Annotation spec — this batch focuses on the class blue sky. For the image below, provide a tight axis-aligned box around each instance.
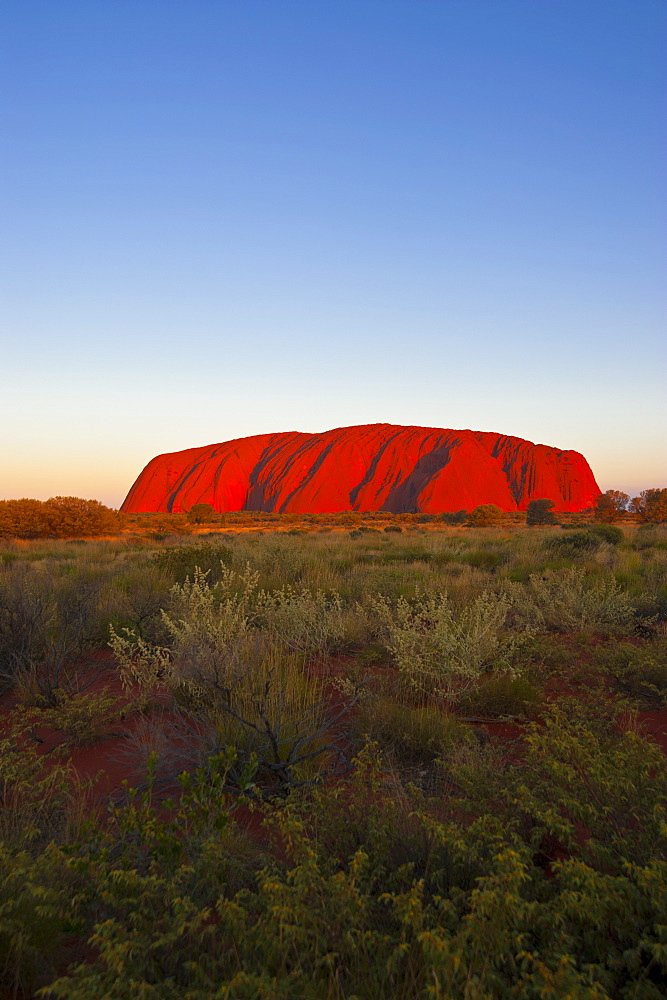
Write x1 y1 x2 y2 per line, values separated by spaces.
1 0 665 507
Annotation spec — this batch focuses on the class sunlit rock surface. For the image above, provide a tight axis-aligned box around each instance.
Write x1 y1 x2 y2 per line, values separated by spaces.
121 423 600 514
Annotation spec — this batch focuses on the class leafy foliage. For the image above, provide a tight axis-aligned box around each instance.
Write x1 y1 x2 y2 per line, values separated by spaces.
467 503 504 526
507 567 635 635
186 503 216 524
370 589 530 698
593 639 667 707
4 719 662 999
526 498 557 526
0 566 106 703
0 497 120 539
0 527 663 996
111 567 357 794
631 488 667 524
593 490 629 523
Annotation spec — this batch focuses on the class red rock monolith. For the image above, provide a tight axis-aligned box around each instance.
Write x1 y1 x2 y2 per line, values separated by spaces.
121 423 600 514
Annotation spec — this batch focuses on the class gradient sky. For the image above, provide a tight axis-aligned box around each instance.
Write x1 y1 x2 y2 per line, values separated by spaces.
1 0 665 508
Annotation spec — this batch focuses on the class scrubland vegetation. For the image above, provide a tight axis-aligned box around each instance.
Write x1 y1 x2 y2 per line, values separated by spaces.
0 518 666 997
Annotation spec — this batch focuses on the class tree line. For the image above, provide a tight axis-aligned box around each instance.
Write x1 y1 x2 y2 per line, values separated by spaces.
0 497 121 538
0 489 665 539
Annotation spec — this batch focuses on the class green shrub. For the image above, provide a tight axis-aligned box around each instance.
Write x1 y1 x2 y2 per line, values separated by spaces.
0 712 83 850
384 525 403 533
0 566 106 703
593 640 667 707
111 569 357 794
0 844 72 997
588 523 624 545
441 510 467 525
255 584 346 654
42 722 667 1000
0 698 663 999
43 688 124 745
153 542 233 584
467 504 503 527
508 567 635 635
544 530 602 556
352 695 474 764
462 548 505 570
371 590 530 699
516 635 573 673
186 503 215 524
457 672 542 718
526 498 558 526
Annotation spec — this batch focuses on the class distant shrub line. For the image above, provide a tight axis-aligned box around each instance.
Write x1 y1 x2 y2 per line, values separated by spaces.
1 485 665 541
0 497 121 539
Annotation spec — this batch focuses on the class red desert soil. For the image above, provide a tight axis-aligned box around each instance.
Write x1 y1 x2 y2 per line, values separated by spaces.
5 685 665 811
121 422 600 515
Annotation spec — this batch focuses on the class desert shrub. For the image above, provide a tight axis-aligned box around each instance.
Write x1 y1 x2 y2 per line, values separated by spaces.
37 750 262 998
592 489 629 523
588 523 624 545
0 497 120 539
593 640 667 707
467 504 503 527
0 712 84 850
544 530 602 556
384 525 402 533
631 488 667 524
111 568 357 793
110 564 172 642
497 704 667 872
462 547 506 570
0 566 106 703
526 498 557 526
0 843 72 998
441 509 467 525
457 672 542 719
124 649 338 795
351 695 474 765
370 590 530 699
110 565 257 696
255 585 346 655
153 542 234 584
186 503 215 524
43 688 124 745
42 724 667 1000
507 567 635 635
0 683 663 1000
516 635 573 673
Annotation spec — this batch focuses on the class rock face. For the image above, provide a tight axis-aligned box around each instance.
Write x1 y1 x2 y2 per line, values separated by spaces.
121 424 600 514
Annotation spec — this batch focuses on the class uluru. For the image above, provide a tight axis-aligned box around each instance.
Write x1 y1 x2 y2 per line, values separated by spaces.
121 424 600 515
